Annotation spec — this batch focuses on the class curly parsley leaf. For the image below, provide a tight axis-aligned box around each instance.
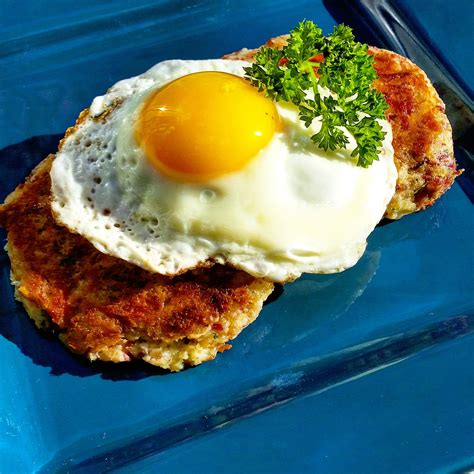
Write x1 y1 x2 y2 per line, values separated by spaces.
244 20 389 167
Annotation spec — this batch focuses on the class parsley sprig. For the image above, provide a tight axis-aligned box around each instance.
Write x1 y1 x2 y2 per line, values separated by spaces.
244 20 389 167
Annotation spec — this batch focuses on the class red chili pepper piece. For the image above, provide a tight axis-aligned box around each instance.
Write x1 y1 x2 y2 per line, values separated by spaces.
309 54 325 63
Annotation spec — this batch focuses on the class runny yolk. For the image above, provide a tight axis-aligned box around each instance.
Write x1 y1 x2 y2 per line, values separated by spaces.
134 71 280 182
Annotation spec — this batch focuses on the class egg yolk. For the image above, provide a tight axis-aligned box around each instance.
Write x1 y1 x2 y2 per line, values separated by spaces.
135 71 280 182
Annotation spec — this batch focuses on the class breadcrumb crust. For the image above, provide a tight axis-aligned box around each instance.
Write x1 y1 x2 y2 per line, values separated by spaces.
0 158 273 371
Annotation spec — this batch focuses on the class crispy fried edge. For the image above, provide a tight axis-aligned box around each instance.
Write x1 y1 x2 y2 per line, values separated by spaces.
1 158 274 371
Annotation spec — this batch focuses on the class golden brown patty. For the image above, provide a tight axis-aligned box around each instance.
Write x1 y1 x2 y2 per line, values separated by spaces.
0 157 273 371
224 37 460 219
0 36 460 372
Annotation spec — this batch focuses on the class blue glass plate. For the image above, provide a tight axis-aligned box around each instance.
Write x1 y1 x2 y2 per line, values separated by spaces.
1 1 473 472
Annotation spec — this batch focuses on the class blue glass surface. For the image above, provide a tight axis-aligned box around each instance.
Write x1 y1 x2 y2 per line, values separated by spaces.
397 0 474 97
1 1 473 472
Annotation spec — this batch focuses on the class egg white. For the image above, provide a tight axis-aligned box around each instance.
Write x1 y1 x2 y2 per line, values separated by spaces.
50 59 397 282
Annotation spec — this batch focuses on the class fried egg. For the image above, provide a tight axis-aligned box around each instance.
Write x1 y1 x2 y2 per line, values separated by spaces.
50 59 396 282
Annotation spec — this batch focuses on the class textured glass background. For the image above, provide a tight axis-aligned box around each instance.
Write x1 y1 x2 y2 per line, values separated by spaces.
0 1 473 472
